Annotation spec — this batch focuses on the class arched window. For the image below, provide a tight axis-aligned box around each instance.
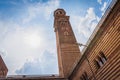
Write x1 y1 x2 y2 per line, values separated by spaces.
80 77 83 80
84 72 89 80
98 56 104 65
59 11 62 14
94 59 100 69
100 51 107 63
80 72 89 80
94 51 107 69
64 31 69 36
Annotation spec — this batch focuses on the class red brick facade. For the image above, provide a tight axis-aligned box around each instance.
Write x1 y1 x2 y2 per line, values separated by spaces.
0 55 8 77
69 0 120 80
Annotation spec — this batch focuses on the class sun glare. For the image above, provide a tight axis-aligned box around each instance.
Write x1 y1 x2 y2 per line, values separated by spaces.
24 33 41 48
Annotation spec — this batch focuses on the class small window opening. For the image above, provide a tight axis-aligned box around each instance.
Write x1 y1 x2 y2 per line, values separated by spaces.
80 72 89 80
94 51 107 69
100 51 107 62
94 59 100 69
59 11 62 14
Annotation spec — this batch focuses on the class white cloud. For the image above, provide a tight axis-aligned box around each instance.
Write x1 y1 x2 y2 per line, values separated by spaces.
0 49 7 58
70 7 100 48
16 51 58 75
22 0 59 24
101 2 107 11
0 0 60 75
0 21 58 75
100 2 107 15
97 0 102 4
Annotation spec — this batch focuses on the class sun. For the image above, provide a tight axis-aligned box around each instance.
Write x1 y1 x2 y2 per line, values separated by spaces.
24 33 41 48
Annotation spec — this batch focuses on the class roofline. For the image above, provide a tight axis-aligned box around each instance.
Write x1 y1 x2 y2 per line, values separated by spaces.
0 55 8 71
1 75 67 80
68 0 119 79
81 0 118 54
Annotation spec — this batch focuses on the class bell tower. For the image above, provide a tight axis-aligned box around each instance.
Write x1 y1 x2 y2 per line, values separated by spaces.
54 9 81 77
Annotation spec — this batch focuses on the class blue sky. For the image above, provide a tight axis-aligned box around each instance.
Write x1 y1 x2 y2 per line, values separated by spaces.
0 0 112 75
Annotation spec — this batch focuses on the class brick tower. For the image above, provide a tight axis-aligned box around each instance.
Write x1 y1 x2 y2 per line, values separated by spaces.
54 9 81 77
